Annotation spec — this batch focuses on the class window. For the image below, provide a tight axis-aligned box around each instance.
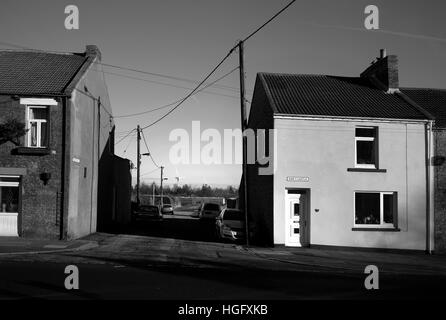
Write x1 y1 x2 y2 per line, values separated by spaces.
223 210 243 221
354 192 397 228
27 106 49 148
355 127 377 168
0 177 20 214
203 203 220 211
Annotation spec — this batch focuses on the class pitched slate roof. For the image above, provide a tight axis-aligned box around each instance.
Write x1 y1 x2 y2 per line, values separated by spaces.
0 51 87 95
257 73 427 121
401 88 446 128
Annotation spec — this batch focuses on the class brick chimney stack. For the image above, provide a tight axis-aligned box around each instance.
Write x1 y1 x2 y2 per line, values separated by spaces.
85 45 102 61
360 49 399 92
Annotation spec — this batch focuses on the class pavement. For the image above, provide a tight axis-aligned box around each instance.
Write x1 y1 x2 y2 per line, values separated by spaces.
2 213 446 276
1 214 446 299
244 246 446 276
0 237 98 256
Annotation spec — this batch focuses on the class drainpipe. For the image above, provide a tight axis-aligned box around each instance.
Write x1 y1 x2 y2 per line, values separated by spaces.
60 96 68 240
426 120 435 253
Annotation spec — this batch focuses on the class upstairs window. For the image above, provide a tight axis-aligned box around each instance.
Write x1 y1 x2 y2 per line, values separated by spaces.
355 127 377 168
27 106 49 148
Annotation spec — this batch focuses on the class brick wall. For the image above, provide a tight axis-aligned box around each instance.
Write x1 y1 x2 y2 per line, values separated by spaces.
435 129 446 252
0 95 64 239
360 54 399 90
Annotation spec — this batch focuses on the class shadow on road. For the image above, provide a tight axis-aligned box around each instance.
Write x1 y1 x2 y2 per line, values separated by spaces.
106 214 222 243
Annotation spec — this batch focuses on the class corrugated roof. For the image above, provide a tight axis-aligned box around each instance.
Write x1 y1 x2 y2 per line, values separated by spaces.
0 51 87 95
402 88 446 128
258 73 427 121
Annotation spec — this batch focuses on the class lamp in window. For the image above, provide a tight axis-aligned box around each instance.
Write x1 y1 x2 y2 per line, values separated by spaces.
40 172 51 185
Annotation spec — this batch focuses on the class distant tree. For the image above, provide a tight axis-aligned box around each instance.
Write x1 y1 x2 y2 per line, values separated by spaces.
0 118 27 146
135 181 238 198
197 184 211 197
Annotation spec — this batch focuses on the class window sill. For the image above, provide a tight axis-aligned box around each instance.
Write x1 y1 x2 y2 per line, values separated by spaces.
352 227 400 232
347 168 387 173
12 147 51 156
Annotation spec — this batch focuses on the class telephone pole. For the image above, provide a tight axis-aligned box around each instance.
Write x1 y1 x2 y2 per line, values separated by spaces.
136 125 141 206
160 166 165 206
238 40 249 246
152 182 156 206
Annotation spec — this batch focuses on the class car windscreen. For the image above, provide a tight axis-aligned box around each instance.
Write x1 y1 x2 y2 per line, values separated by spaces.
203 203 220 211
223 210 243 221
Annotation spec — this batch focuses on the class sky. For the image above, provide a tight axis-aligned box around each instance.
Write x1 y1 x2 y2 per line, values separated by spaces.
1 0 445 187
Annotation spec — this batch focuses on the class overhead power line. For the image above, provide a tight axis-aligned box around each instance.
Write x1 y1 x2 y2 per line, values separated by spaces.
98 62 241 93
96 68 242 100
123 133 136 154
140 47 236 131
1 0 298 133
141 130 160 168
242 0 297 43
138 0 297 131
114 67 239 119
115 128 136 145
140 167 161 177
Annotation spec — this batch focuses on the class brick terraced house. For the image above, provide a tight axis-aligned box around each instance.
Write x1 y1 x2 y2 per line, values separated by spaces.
245 50 445 252
0 46 131 240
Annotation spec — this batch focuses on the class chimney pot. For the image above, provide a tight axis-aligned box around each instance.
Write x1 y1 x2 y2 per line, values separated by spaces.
380 49 387 59
85 45 102 61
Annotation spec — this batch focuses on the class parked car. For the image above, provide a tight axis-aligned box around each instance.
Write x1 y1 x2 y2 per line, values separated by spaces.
198 202 222 220
161 204 174 215
215 209 245 241
191 206 200 218
133 205 163 221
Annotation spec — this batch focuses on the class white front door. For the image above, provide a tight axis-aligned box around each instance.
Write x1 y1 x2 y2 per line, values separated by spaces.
285 193 301 246
0 176 20 237
285 190 309 247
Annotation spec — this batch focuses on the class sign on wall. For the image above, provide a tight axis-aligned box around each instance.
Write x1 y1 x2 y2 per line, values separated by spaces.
286 176 309 183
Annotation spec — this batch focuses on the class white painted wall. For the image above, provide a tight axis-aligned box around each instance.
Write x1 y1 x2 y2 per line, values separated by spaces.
273 117 427 250
67 57 113 239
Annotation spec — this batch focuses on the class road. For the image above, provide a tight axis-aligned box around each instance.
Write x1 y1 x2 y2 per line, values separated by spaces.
1 213 446 300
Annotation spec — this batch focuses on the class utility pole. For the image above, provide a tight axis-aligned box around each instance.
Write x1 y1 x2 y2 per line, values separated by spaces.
152 182 155 206
136 125 141 206
238 40 249 246
160 166 165 206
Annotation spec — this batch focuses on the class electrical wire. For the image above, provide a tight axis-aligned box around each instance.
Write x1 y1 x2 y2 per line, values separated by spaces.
141 167 161 177
96 68 242 99
73 88 114 118
97 62 241 93
140 48 236 131
141 130 160 168
242 0 297 43
2 0 298 133
123 133 136 154
114 67 239 118
137 0 297 131
115 128 136 145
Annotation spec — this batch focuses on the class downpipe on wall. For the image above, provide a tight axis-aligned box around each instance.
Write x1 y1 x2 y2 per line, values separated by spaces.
426 120 435 254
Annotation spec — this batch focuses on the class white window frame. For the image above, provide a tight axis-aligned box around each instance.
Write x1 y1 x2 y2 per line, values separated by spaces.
0 176 20 214
353 191 396 228
355 126 377 169
26 105 49 148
